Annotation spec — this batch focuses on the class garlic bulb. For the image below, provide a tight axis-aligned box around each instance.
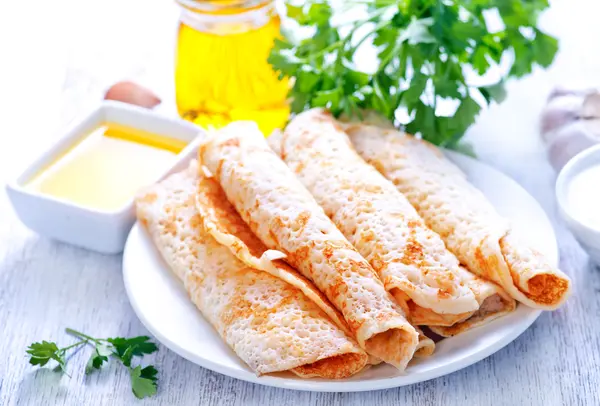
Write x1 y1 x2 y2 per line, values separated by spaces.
541 88 600 171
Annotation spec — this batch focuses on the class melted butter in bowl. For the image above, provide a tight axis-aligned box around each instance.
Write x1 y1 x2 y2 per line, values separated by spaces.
6 101 202 253
26 124 186 212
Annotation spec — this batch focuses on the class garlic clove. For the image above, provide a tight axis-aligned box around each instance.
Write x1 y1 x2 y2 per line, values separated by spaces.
104 81 161 109
540 93 584 142
547 121 599 171
581 92 600 119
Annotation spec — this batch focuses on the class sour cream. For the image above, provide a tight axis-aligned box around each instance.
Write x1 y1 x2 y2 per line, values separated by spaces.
567 164 600 229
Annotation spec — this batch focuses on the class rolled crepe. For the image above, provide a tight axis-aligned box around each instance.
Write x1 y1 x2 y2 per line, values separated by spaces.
199 122 419 370
346 123 571 309
136 162 368 378
276 109 514 336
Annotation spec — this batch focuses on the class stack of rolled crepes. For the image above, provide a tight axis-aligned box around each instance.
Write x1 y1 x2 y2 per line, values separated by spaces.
272 109 516 336
343 119 572 309
136 107 570 379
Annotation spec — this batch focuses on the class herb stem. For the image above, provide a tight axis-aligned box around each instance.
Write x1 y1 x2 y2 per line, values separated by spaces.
65 328 101 344
61 339 89 352
301 39 344 61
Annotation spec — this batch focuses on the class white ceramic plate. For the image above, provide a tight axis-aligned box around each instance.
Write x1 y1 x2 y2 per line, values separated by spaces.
123 151 557 392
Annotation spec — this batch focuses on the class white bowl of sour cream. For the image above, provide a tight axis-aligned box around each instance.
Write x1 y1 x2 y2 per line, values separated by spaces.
556 144 600 264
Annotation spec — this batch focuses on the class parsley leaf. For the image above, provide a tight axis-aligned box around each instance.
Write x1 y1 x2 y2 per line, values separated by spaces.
107 336 158 358
479 81 507 104
85 343 112 374
26 341 66 371
130 366 158 399
533 30 558 67
120 345 136 367
400 17 436 45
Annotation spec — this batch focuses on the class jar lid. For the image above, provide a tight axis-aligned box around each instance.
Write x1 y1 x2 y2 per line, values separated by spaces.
176 0 271 13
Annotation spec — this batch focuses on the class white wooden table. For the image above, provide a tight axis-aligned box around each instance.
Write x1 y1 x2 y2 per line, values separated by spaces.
1 0 600 404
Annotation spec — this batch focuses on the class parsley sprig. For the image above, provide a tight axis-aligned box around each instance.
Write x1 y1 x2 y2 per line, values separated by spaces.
26 328 158 399
269 0 558 146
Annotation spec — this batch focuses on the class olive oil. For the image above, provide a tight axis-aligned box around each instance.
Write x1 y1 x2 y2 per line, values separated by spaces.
175 1 289 136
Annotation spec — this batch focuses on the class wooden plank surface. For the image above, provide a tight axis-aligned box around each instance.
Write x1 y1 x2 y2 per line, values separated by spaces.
1 0 599 404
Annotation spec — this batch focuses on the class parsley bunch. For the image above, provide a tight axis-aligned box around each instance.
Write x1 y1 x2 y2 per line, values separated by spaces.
26 328 158 399
269 0 558 146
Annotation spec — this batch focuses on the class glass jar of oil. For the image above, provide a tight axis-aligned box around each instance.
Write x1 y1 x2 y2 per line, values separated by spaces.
175 0 289 136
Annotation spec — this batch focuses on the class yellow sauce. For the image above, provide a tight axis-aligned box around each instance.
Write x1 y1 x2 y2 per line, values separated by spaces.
174 1 289 136
27 124 186 211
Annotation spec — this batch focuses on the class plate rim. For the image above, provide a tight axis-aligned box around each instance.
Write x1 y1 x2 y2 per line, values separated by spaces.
123 151 552 392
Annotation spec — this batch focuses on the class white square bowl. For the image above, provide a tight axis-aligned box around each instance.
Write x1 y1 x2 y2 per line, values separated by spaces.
6 101 202 254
